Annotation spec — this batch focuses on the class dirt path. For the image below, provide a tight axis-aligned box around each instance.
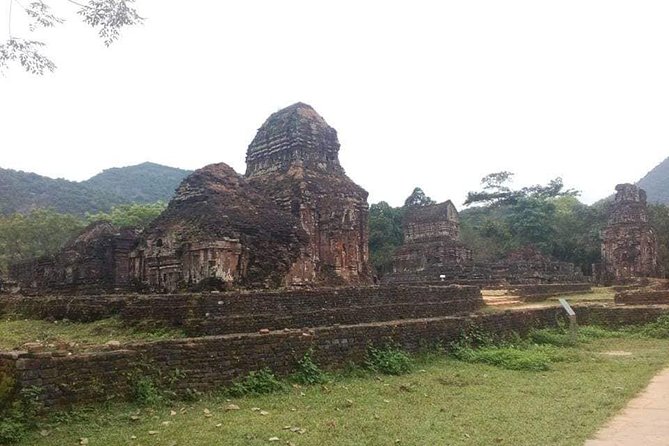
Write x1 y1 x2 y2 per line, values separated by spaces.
585 367 669 445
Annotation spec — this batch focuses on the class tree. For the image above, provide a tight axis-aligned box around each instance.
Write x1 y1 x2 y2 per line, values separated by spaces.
0 209 85 275
1 0 144 74
368 201 404 277
403 187 436 208
86 201 165 228
464 171 578 207
460 172 600 270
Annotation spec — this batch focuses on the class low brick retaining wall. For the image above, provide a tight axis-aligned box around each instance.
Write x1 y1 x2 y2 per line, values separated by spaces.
615 290 669 305
1 304 667 409
0 286 483 336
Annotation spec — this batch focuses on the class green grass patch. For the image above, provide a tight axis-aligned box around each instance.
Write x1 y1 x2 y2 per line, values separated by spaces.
452 345 559 371
0 317 185 351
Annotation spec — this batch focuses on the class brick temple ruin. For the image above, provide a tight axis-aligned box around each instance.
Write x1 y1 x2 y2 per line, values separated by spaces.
384 200 585 286
10 103 371 293
597 183 659 283
385 201 473 283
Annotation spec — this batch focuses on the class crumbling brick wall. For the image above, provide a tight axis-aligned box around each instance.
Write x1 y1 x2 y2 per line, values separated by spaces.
1 305 666 408
0 286 483 336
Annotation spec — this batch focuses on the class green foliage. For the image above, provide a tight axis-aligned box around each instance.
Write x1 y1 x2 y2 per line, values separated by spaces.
368 201 404 277
228 368 286 397
365 345 414 375
131 375 163 405
529 328 578 347
636 315 669 339
0 383 41 445
403 187 436 208
293 350 329 385
86 202 166 229
0 209 85 275
464 171 578 207
459 173 608 272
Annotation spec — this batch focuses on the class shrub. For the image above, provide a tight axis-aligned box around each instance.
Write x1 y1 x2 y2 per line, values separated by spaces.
293 350 329 385
131 375 162 405
228 368 285 397
366 345 413 375
0 382 42 445
450 324 495 352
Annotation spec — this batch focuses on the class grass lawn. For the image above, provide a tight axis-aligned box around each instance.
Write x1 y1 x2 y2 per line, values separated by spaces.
0 317 185 351
17 333 669 446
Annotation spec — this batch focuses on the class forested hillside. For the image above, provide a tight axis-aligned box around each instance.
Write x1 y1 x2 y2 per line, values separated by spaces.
0 168 121 215
0 163 189 216
82 162 190 204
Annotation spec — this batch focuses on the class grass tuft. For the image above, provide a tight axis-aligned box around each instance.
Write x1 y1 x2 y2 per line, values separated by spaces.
365 345 414 375
228 368 285 397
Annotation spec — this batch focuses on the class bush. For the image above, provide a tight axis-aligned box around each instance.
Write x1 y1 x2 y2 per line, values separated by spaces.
131 375 163 405
0 382 42 445
293 350 329 385
450 324 495 352
366 345 413 375
228 368 285 397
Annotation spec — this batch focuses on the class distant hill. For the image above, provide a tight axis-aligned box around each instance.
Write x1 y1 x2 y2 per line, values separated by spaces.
637 157 669 205
0 163 191 216
82 162 191 204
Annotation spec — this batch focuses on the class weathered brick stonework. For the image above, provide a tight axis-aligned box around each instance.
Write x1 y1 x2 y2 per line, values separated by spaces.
386 246 585 286
1 305 666 408
128 163 307 291
0 286 483 336
10 103 370 293
246 103 371 286
599 184 658 283
10 222 138 294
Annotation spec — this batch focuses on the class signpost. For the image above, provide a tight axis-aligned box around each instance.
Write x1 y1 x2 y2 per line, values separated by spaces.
559 298 578 342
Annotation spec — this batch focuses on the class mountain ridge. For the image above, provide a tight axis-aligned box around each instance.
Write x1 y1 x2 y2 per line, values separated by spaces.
0 162 191 215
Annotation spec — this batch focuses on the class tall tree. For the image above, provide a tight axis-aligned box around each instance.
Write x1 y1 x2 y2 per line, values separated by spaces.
403 187 436 208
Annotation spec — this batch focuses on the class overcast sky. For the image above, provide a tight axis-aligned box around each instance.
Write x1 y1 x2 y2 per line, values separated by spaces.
1 1 668 207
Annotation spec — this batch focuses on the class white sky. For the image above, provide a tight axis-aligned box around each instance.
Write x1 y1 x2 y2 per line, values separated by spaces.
1 1 668 207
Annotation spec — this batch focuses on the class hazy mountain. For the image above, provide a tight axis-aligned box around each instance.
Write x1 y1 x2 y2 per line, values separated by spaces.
637 157 669 205
82 162 191 204
0 163 191 216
